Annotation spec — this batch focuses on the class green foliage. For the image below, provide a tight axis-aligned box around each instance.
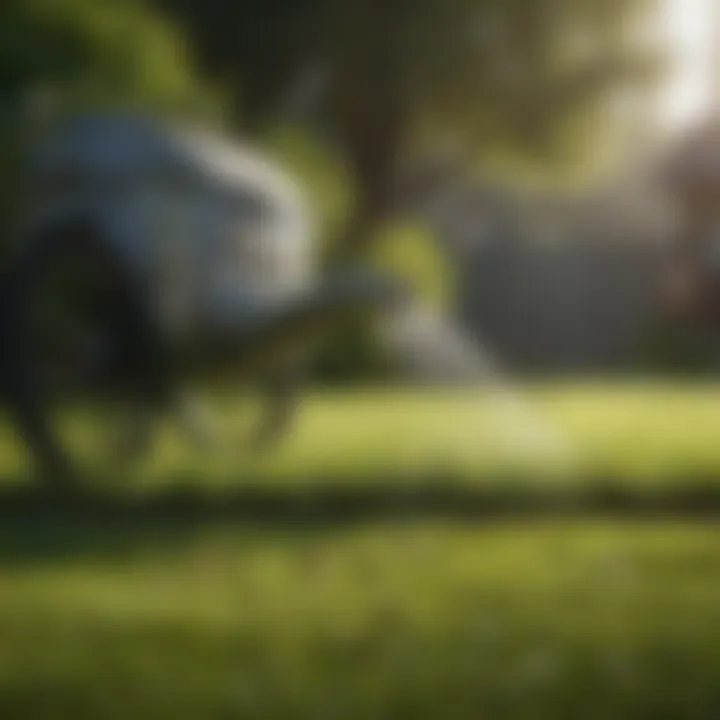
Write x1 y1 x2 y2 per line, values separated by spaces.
263 125 355 249
315 221 453 382
163 0 664 256
0 0 221 252
370 221 453 309
0 0 219 117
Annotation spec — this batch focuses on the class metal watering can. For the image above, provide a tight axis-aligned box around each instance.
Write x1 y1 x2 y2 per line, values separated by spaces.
0 112 404 484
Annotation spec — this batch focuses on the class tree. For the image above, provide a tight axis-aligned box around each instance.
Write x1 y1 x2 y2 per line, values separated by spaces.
164 0 663 258
324 0 663 256
160 0 319 129
0 0 216 115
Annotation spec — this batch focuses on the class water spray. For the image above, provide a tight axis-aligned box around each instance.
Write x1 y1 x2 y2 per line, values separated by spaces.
379 298 578 465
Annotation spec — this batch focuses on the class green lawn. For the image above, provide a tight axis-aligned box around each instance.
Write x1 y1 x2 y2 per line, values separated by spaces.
0 520 719 719
4 383 720 488
1 386 720 717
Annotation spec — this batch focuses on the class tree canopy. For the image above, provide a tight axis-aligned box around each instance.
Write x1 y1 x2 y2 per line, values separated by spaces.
163 0 663 253
0 0 665 256
1 0 218 119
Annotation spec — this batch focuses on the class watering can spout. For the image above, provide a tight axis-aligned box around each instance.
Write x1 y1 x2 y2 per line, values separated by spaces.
186 268 410 375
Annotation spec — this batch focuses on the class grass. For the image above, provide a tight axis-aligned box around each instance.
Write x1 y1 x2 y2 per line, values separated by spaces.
1 385 720 717
4 382 720 489
0 520 719 718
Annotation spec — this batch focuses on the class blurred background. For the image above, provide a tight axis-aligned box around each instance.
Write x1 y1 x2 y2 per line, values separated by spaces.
2 0 720 378
3 0 720 718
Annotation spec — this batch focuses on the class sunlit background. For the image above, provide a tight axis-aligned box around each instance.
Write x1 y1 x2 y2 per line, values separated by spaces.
662 0 716 131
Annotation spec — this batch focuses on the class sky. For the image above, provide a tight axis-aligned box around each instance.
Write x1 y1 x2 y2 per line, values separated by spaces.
661 0 716 130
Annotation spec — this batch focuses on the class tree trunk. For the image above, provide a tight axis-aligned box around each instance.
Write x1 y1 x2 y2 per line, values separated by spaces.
332 161 397 264
327 0 409 265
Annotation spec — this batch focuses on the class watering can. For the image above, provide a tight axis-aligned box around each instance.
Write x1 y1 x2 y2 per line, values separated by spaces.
0 112 405 484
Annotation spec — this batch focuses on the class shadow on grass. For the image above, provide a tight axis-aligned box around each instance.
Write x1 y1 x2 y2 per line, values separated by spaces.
0 473 720 568
3 473 720 523
2 471 720 517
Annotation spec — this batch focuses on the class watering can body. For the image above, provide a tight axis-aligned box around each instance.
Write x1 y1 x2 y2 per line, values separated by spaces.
1 113 403 482
24 113 402 371
27 114 314 344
